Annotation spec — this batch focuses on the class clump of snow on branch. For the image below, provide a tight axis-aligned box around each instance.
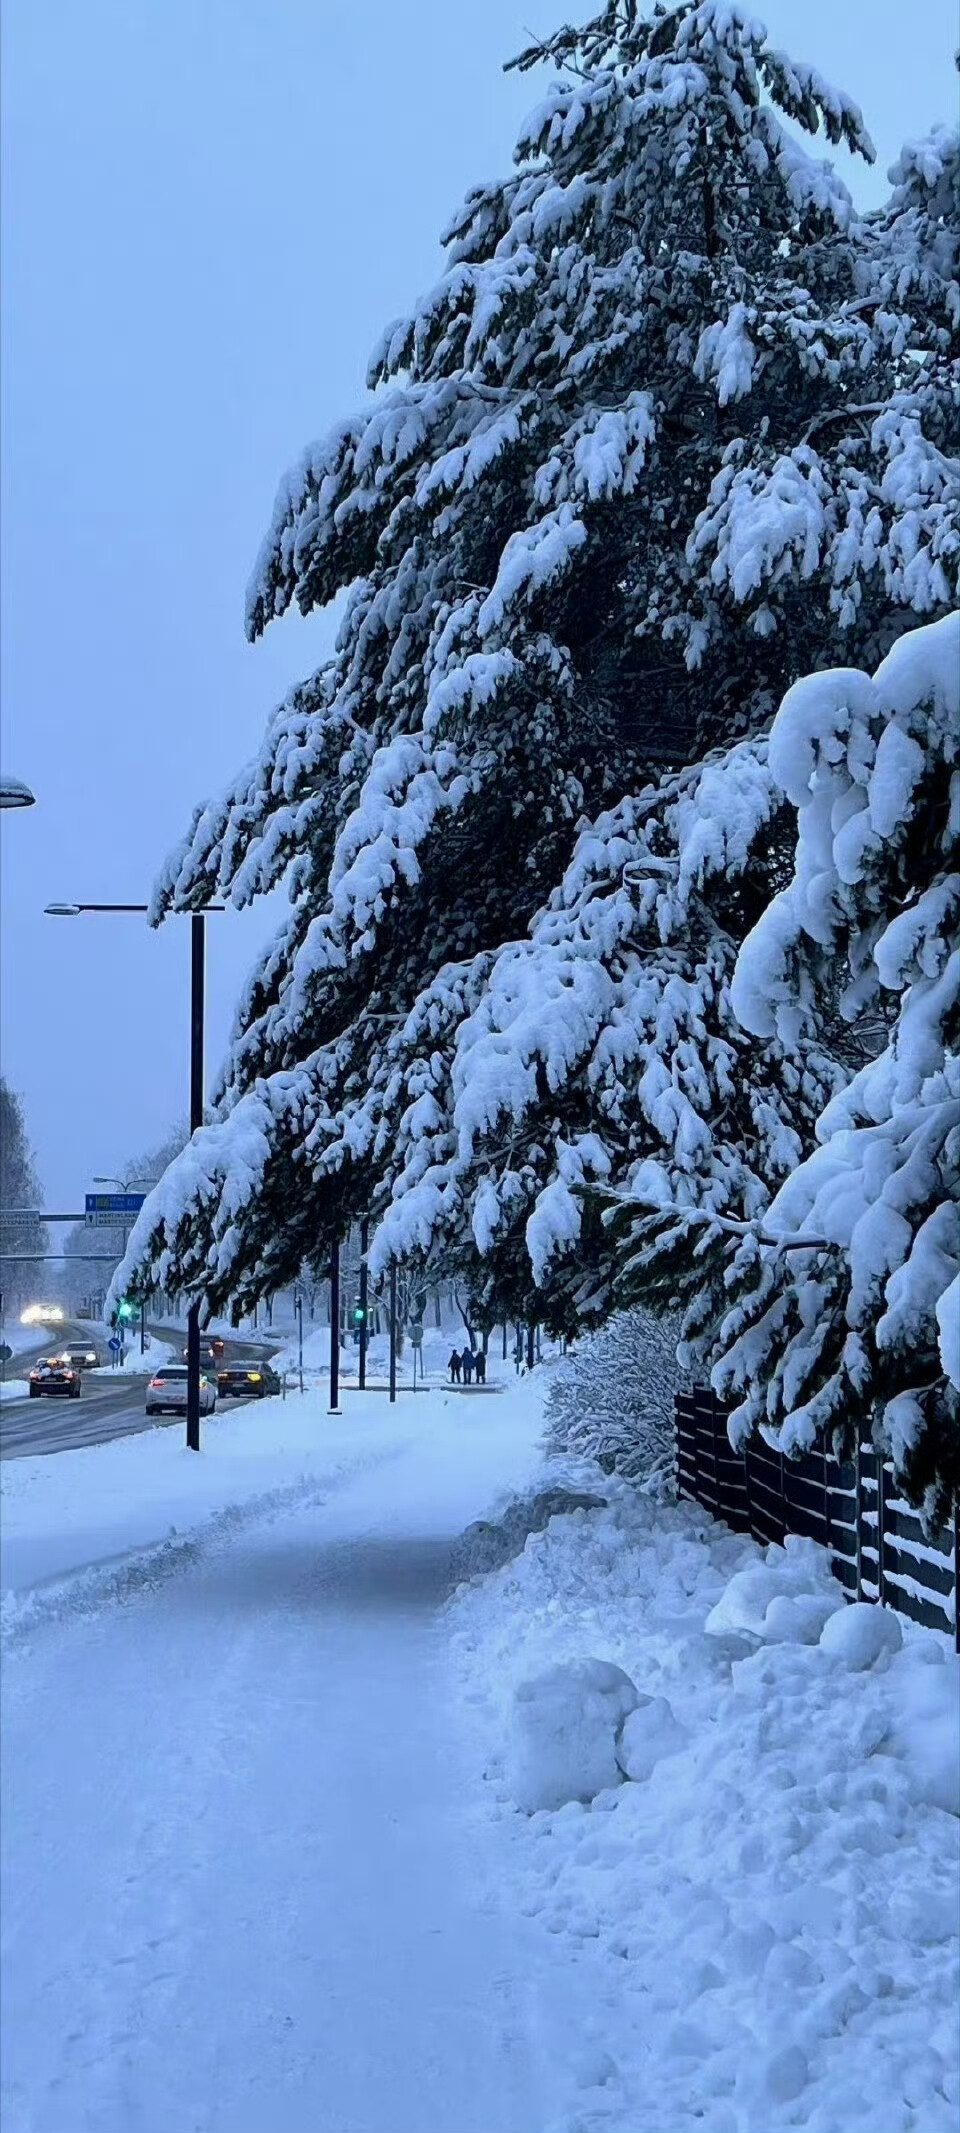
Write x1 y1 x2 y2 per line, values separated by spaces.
714 614 959 1513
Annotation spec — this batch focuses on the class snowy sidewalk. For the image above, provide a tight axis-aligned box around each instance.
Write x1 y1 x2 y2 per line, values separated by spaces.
3 1377 958 2133
1 1386 570 2133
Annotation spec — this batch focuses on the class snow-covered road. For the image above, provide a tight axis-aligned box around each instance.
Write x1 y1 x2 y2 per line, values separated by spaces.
1 1399 564 2133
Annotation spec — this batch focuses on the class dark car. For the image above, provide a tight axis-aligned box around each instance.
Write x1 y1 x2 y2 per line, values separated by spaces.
217 1363 282 1400
28 1358 82 1400
63 1342 101 1371
181 1337 225 1365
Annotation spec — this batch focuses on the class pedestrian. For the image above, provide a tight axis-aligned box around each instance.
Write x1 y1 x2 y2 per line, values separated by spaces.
474 1347 486 1384
448 1349 462 1385
461 1347 474 1385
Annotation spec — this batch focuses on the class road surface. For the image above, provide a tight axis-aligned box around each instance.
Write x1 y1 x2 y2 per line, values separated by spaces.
1 1405 565 2133
0 1331 279 1461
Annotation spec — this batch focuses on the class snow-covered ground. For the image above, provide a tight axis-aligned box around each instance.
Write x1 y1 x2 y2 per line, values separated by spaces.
452 1472 959 2133
269 1322 519 1386
87 1330 177 1376
2 1374 956 2133
1 1323 58 1356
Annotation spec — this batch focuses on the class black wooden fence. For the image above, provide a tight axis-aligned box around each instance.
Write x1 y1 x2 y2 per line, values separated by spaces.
676 1386 959 1650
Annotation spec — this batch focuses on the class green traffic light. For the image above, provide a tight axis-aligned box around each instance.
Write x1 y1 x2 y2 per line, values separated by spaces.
352 1306 365 1324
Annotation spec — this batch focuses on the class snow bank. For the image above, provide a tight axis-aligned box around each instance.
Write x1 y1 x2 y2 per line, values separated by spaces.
451 1461 960 2133
88 1332 176 1377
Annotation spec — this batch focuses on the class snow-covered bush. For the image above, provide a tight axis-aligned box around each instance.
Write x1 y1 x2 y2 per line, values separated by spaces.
115 2 956 1329
544 1308 683 1481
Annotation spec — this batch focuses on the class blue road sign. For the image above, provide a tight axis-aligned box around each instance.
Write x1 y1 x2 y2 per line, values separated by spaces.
108 1335 124 1354
85 1192 146 1229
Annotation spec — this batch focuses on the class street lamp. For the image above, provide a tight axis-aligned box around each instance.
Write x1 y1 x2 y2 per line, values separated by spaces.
44 900 224 1448
0 776 36 809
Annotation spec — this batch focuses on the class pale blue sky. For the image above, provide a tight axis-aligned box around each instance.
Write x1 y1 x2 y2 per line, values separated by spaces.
1 0 954 1209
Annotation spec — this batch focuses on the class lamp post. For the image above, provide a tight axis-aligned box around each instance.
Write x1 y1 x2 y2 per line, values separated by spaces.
328 1242 342 1414
45 902 223 1448
294 1288 304 1394
0 777 36 809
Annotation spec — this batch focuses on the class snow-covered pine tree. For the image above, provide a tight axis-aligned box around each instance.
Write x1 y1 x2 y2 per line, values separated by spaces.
707 613 959 1516
369 729 840 1339
0 1080 48 1316
119 2 956 1322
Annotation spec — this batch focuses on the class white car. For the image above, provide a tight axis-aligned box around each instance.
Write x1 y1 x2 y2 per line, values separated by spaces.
145 1365 217 1417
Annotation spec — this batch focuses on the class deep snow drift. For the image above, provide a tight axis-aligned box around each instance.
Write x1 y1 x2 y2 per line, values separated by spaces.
2 1372 957 2133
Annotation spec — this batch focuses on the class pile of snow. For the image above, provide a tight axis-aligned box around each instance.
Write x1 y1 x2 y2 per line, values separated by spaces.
456 1486 608 1578
704 1533 843 1644
508 1656 641 1813
89 1332 176 1377
451 1468 959 2132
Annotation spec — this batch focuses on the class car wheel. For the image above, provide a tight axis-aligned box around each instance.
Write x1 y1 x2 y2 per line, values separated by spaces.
71 1387 81 1399
29 1386 40 1398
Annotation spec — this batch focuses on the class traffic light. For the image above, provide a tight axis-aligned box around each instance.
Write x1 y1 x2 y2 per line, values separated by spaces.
352 1305 366 1326
113 1299 135 1325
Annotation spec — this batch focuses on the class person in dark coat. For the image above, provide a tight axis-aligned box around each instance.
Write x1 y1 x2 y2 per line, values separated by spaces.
461 1347 474 1385
448 1349 462 1384
474 1347 486 1384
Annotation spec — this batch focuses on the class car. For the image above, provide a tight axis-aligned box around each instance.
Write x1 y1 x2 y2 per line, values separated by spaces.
20 1303 66 1327
145 1366 217 1417
180 1337 225 1365
216 1363 282 1399
28 1358 82 1400
62 1342 101 1371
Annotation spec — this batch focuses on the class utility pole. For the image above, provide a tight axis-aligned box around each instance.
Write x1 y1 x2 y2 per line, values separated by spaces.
358 1221 368 1391
389 1262 397 1404
329 1241 341 1414
186 914 205 1452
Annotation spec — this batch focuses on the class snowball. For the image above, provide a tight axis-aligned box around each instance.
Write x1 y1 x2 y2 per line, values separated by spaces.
760 1591 840 1644
506 1657 640 1813
819 1601 904 1669
761 2044 810 2105
616 1695 689 1782
884 1651 960 1816
704 1536 840 1640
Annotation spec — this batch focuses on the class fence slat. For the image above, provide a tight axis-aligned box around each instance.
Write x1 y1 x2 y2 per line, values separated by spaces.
674 1389 957 1651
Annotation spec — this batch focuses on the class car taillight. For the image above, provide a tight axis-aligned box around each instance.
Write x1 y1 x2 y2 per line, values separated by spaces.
149 1377 163 1389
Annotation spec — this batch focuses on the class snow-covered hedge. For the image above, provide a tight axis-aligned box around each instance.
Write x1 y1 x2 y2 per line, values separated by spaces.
544 1308 682 1481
